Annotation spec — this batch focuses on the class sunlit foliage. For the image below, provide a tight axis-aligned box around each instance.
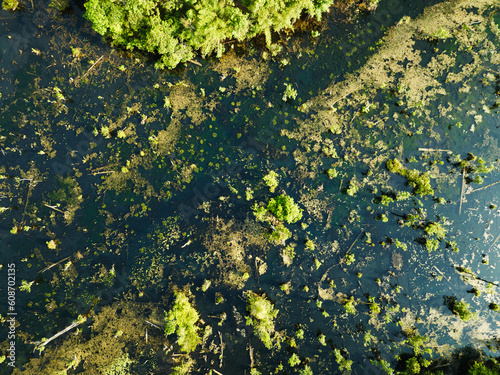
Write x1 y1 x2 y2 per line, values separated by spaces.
165 291 202 353
84 0 335 69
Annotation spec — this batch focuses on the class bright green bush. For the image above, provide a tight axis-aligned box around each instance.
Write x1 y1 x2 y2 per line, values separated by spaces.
245 291 279 349
165 291 202 353
84 0 335 69
452 299 476 321
268 223 292 244
386 159 434 197
267 194 303 224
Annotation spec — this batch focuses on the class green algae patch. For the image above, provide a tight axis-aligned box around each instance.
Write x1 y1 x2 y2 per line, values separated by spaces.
387 159 434 197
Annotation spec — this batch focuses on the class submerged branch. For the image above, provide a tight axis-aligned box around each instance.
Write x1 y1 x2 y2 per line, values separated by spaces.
459 167 465 215
470 180 500 194
418 148 452 153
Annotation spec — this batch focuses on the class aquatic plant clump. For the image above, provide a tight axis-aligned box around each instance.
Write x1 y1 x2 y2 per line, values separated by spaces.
267 195 303 224
263 171 279 193
83 0 336 69
451 299 476 322
165 291 202 353
386 159 434 197
245 291 280 349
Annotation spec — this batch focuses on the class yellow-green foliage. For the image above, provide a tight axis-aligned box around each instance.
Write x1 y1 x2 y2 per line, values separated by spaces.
268 223 292 244
263 171 279 192
386 159 434 197
2 0 18 11
84 0 335 69
165 291 202 353
246 292 279 349
452 299 475 322
267 194 303 224
333 349 353 372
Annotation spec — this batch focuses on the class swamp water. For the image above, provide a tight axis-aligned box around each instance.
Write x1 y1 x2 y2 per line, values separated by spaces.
0 0 500 374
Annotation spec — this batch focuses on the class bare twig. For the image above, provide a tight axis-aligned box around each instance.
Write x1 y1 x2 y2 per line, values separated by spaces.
36 318 85 347
346 231 363 255
188 59 202 67
432 266 459 292
218 331 224 369
44 204 65 214
80 55 104 81
248 344 254 368
38 256 71 273
89 171 115 176
145 320 162 329
489 232 500 251
470 180 500 194
21 182 35 225
255 258 260 284
418 148 452 153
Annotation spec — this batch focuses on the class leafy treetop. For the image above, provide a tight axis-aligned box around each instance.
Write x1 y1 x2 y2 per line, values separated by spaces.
267 194 303 224
165 290 202 353
84 0 335 69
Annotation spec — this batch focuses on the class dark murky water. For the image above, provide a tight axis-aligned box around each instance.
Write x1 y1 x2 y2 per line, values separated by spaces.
1 1 500 374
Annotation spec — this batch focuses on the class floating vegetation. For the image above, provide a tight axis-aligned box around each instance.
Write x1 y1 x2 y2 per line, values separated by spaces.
387 159 434 197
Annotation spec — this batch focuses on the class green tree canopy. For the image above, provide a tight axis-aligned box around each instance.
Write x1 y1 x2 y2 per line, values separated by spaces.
267 194 303 223
165 291 202 353
84 0 335 69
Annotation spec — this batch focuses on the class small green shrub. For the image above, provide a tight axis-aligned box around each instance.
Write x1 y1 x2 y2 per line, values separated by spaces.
342 296 357 315
326 168 338 179
452 300 475 321
2 0 19 11
288 353 300 367
298 365 313 375
344 253 355 265
425 238 439 252
333 348 353 371
267 195 303 224
386 159 434 196
252 204 269 222
246 292 279 349
268 223 291 244
263 171 279 192
165 291 202 353
282 83 298 102
425 222 447 239
305 239 315 251
468 361 498 375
